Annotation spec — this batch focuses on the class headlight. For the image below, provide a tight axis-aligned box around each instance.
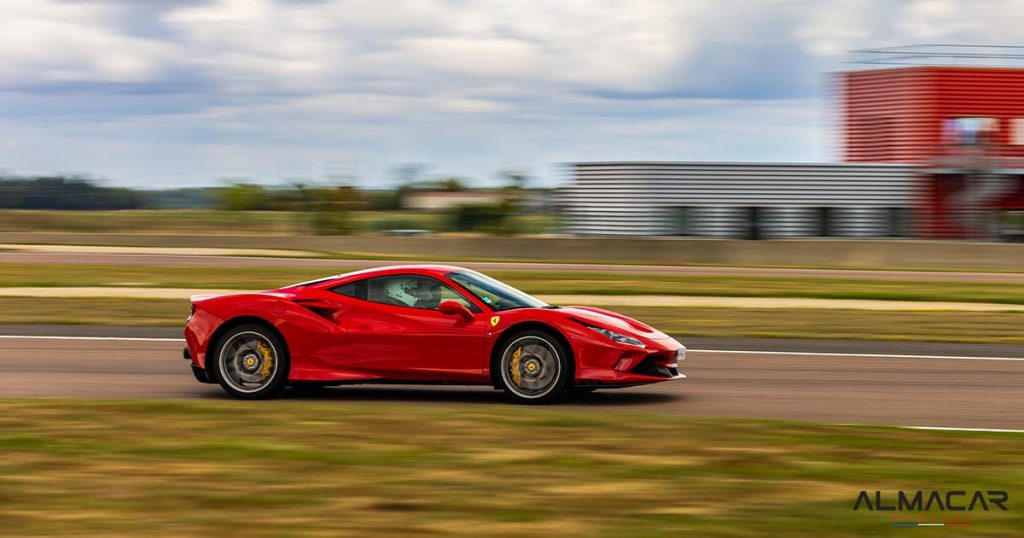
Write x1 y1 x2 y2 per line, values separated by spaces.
588 326 644 347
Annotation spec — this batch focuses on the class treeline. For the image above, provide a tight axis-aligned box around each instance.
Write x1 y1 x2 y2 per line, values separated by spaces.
0 176 219 210
0 176 399 212
0 177 146 210
216 183 400 212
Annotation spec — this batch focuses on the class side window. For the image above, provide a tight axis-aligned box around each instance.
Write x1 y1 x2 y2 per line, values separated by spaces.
437 285 479 311
366 275 478 311
329 279 367 300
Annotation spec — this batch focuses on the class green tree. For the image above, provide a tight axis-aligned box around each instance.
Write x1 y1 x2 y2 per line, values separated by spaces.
502 170 528 190
217 183 270 211
437 177 466 191
308 186 356 235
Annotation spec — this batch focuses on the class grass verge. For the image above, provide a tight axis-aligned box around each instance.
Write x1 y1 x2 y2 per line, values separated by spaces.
0 210 553 235
3 264 1024 304
2 297 1023 343
0 297 187 326
1 399 1021 537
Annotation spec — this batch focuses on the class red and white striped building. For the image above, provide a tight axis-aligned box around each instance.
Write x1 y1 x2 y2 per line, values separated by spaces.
841 63 1024 238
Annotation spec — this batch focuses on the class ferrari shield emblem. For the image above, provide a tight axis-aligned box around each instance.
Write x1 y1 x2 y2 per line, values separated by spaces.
490 316 500 327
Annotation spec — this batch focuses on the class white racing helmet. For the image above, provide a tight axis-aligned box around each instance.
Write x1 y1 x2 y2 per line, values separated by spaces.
384 278 420 307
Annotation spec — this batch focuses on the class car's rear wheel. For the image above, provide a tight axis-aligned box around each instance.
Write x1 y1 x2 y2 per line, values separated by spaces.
213 324 289 400
496 330 571 404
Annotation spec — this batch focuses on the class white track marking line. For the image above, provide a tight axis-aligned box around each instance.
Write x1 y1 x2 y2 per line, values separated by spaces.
0 336 1020 361
906 425 1024 434
0 335 184 342
689 349 1024 361
834 423 1024 434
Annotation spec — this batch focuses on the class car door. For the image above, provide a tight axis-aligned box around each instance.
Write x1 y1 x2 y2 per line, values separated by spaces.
342 274 489 382
282 285 362 373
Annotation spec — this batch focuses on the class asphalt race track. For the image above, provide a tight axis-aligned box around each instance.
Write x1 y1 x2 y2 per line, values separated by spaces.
2 329 1022 430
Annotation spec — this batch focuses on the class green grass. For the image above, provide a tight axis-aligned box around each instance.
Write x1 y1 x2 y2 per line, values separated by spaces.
0 399 1020 537
3 264 1024 305
0 209 554 235
0 209 309 234
3 296 1023 343
0 298 187 326
0 263 332 289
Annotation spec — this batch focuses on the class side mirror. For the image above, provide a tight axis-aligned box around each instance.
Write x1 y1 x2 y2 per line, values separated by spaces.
439 300 474 322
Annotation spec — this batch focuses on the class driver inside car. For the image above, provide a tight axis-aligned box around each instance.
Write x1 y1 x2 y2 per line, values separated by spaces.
383 278 444 309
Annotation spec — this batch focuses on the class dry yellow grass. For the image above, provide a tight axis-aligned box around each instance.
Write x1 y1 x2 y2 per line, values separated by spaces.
1 399 1022 536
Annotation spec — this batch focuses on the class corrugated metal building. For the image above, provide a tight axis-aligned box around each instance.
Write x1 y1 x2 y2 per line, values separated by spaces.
560 162 914 237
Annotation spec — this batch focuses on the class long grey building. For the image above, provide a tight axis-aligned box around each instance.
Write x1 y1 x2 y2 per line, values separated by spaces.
559 162 915 237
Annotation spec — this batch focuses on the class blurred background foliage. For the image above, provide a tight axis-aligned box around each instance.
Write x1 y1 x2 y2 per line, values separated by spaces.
0 175 555 236
0 176 145 210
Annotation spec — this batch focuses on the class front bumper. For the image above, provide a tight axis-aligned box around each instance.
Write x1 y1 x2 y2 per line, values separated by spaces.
576 372 686 388
576 337 686 386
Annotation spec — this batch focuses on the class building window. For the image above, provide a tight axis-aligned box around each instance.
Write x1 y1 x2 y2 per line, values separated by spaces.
1012 118 1024 146
884 207 909 237
814 207 835 237
743 207 763 240
1000 210 1024 241
672 207 697 236
943 117 997 146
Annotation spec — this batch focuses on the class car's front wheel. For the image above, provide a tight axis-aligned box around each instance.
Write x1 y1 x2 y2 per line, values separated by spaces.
212 324 289 400
496 330 572 404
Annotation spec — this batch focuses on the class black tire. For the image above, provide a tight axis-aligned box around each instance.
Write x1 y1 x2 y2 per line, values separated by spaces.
495 329 572 404
211 324 289 400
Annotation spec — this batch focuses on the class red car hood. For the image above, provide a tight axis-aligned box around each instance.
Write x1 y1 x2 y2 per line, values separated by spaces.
553 306 672 341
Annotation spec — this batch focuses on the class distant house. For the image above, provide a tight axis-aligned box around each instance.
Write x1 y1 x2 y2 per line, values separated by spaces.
401 190 505 211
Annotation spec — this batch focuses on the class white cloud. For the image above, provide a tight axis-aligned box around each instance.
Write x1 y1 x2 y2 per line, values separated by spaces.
164 0 342 91
898 0 1024 42
3 0 1024 186
0 0 176 85
158 0 704 94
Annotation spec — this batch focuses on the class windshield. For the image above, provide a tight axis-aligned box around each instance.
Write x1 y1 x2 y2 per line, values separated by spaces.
447 270 547 311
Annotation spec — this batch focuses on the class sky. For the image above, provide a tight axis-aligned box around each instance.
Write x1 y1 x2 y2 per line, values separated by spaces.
2 0 1023 188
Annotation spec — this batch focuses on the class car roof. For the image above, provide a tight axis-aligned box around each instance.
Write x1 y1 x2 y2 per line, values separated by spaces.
295 264 472 287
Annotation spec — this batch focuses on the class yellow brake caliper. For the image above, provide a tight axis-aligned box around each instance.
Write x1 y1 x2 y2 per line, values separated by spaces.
509 347 522 386
256 341 274 379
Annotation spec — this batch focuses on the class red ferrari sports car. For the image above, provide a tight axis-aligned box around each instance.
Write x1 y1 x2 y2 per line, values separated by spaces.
183 265 685 403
